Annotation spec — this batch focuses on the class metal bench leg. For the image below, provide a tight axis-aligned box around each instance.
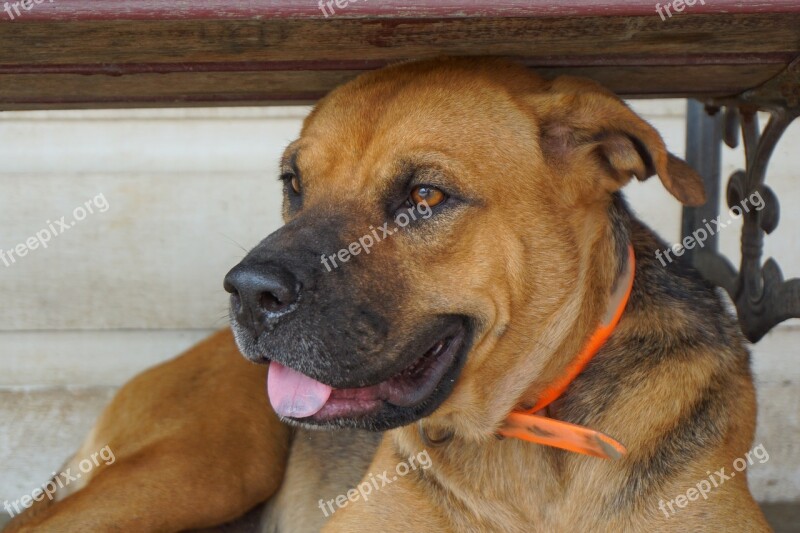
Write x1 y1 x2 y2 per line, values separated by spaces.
682 58 800 342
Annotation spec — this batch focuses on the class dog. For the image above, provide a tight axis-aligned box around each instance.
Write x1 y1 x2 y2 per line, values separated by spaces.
5 57 771 532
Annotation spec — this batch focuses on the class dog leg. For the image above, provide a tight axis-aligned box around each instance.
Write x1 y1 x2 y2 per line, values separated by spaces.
5 329 290 533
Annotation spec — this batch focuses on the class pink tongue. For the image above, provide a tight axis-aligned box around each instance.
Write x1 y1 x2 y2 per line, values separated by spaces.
268 361 333 418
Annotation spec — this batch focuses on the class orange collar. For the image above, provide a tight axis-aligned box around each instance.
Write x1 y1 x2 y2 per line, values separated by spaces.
498 245 635 460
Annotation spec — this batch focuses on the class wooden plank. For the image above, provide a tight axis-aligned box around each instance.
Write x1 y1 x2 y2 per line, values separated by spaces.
0 70 359 108
0 10 797 109
5 0 800 21
1 330 214 387
2 15 799 67
534 64 786 98
0 172 286 330
0 64 785 109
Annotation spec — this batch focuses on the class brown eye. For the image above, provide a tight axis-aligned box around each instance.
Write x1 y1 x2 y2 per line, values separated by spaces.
290 176 301 194
410 185 445 207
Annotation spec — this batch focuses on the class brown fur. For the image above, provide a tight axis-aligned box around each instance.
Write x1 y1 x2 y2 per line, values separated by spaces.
6 58 769 533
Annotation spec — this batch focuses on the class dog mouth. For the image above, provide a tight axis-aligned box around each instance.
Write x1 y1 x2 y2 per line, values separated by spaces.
267 323 468 426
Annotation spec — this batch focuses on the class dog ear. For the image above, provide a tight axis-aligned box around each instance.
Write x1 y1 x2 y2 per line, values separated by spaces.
531 76 706 206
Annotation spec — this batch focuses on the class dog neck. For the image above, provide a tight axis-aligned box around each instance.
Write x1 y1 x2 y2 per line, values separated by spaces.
498 243 635 460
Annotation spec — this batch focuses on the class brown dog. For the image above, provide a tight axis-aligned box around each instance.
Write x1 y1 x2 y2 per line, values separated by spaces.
6 57 771 532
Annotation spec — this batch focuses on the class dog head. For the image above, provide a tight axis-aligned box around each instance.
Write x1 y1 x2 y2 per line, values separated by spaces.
225 58 704 436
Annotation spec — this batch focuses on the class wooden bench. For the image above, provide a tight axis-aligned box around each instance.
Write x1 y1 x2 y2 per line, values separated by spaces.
1 0 798 340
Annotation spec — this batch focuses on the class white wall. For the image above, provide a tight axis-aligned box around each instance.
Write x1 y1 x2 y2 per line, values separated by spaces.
0 102 797 506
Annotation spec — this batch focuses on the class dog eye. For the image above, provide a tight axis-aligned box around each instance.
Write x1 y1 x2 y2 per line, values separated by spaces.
290 177 301 195
409 185 445 207
281 173 301 195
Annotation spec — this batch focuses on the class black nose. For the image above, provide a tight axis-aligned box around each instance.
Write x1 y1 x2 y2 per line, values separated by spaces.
224 263 301 335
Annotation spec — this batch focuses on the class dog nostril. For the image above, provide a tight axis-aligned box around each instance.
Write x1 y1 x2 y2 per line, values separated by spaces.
260 291 287 313
223 262 300 323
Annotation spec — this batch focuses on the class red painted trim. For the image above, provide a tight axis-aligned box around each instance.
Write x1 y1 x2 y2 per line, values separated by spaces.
1 0 799 22
0 54 793 75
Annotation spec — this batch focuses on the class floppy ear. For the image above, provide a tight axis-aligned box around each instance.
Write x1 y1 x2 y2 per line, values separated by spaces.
530 76 706 206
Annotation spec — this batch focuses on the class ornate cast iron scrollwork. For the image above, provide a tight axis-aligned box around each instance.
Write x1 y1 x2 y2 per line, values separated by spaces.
683 58 800 343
